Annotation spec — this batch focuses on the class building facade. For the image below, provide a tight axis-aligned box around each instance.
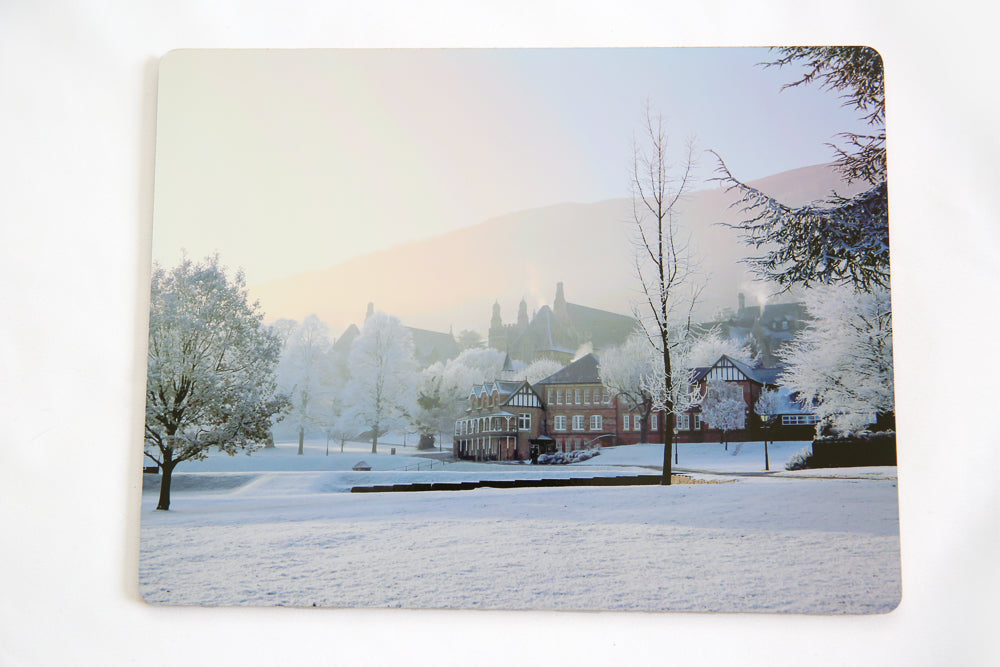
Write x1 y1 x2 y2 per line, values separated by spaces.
453 380 545 461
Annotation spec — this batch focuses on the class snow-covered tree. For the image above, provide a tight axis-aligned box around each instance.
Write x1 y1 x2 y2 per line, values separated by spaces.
684 329 756 368
713 46 888 290
440 347 507 396
325 384 363 454
144 256 288 510
345 311 419 453
599 334 658 443
276 314 335 455
413 348 509 451
779 284 893 435
629 104 703 484
753 388 786 470
518 358 564 385
699 378 747 449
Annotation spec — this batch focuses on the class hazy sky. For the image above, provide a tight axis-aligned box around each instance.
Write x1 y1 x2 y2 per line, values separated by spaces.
152 48 872 286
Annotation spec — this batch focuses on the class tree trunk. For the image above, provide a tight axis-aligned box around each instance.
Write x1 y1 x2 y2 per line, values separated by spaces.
371 432 378 454
298 426 304 455
156 460 175 511
661 332 673 484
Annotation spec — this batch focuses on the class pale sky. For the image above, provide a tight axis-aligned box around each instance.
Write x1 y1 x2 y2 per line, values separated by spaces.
151 48 873 286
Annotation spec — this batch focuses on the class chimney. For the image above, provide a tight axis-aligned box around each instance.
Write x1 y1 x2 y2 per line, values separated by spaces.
365 302 374 321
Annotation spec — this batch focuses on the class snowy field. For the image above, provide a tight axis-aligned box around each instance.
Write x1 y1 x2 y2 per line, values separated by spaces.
140 439 900 613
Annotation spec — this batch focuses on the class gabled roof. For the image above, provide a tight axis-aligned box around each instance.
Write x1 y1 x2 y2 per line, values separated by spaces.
692 354 784 386
564 302 637 349
469 379 531 402
407 326 460 363
534 353 602 386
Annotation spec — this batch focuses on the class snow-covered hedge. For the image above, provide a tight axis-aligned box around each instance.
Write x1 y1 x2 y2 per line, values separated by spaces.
537 449 601 465
786 431 897 470
785 446 813 471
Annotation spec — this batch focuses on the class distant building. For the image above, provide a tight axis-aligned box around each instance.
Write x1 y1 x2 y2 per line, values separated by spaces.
707 293 810 367
488 282 637 364
453 351 818 460
331 303 461 371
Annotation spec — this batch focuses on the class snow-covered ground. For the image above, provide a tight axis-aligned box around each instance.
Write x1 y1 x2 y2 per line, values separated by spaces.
140 439 900 613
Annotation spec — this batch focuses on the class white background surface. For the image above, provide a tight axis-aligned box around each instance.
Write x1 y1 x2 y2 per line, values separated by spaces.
1 1 997 665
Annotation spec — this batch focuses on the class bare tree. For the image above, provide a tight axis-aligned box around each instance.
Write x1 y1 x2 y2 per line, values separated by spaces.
629 105 702 485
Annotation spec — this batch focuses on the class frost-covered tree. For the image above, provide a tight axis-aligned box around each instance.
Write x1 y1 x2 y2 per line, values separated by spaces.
441 348 507 395
414 348 509 450
684 329 755 368
599 334 658 444
754 388 786 470
456 329 483 350
276 314 335 455
518 358 564 385
345 311 419 453
325 384 363 454
629 104 702 484
144 256 288 510
713 46 888 290
699 379 747 450
779 284 893 435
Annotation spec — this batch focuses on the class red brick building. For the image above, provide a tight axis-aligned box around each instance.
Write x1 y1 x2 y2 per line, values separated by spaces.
533 353 662 451
453 380 545 461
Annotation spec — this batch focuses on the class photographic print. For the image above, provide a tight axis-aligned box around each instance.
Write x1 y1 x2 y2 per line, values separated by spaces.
140 47 899 613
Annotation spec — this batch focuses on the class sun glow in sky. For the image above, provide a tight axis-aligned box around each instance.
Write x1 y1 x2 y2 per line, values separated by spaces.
152 48 873 286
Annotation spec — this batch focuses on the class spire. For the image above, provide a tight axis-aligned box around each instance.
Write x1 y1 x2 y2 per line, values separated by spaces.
491 300 502 329
365 302 374 321
517 298 529 329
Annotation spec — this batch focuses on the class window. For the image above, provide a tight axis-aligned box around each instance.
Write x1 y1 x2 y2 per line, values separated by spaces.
573 415 585 431
575 389 582 405
622 414 630 431
676 414 689 430
603 388 611 404
557 390 564 405
554 415 567 431
692 413 702 430
590 415 602 430
584 388 591 404
548 389 554 405
782 414 819 426
518 413 531 430
650 414 657 431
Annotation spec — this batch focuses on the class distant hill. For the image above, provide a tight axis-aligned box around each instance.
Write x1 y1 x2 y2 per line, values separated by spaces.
249 163 862 337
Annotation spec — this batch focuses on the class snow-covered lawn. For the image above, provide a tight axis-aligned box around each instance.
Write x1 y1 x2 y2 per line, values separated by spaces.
140 439 901 613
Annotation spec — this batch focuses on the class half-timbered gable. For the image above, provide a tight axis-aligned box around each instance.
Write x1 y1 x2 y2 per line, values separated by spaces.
454 379 545 461
678 354 816 442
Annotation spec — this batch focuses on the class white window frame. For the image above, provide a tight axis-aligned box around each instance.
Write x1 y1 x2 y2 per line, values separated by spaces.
554 415 567 431
650 414 657 431
622 414 630 431
557 390 564 405
590 414 602 431
676 414 689 431
518 412 531 430
781 414 820 426
693 413 702 430
572 415 585 431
